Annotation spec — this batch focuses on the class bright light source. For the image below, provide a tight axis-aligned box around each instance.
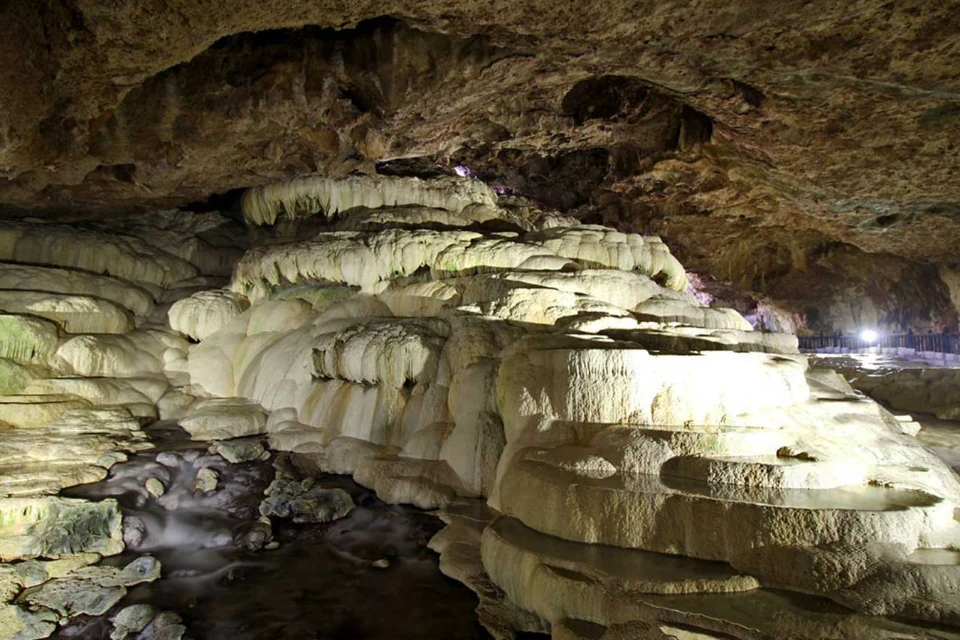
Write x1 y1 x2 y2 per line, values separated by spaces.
860 329 878 343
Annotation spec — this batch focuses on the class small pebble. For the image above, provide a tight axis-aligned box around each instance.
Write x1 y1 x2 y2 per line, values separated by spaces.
155 452 181 468
110 603 156 640
145 477 165 498
193 467 219 493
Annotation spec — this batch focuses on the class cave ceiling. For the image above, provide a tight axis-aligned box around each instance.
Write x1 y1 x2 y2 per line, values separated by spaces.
2 0 959 329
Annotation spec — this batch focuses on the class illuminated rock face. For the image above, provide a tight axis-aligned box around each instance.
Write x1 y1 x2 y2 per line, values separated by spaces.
0 212 240 635
167 176 960 638
2 176 959 639
240 175 499 227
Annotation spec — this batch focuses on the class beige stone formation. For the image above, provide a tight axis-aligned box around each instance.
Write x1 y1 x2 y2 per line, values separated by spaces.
0 174 956 638
335 204 525 232
0 290 134 334
0 211 230 638
231 230 478 299
524 226 688 291
0 314 62 366
0 407 151 497
164 175 960 637
241 175 498 226
0 221 198 288
845 364 960 421
179 398 268 440
0 264 155 318
25 376 169 419
168 289 251 341
86 209 247 278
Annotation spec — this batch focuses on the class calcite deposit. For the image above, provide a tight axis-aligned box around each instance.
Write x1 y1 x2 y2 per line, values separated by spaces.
0 210 239 638
1 174 959 639
169 176 960 638
2 0 960 633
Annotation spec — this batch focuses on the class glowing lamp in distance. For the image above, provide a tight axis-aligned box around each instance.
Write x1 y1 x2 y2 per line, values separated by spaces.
859 329 878 343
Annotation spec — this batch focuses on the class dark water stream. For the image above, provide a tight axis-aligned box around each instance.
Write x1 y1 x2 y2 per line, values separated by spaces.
55 422 491 640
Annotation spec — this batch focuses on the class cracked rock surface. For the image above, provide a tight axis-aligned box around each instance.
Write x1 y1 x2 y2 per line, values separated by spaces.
2 1 959 331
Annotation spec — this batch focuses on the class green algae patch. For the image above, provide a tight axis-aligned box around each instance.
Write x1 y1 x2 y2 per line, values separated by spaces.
0 497 123 561
0 315 59 366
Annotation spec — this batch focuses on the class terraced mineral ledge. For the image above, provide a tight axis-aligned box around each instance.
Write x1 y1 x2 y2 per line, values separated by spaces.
1 175 959 640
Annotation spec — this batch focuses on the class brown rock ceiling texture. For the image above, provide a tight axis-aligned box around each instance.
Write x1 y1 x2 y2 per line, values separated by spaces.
2 0 959 332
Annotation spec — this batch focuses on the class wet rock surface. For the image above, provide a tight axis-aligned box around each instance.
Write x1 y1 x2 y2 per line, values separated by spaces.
259 476 355 524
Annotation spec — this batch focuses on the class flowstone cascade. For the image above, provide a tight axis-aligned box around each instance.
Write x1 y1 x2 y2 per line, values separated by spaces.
166 175 960 639
0 210 245 639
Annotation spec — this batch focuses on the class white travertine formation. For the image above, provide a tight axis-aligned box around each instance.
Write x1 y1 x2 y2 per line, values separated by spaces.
0 407 151 497
231 230 581 302
0 219 222 638
0 290 134 334
495 335 808 438
4 175 956 639
267 283 357 311
231 230 478 298
451 276 637 328
525 225 688 291
375 280 461 317
90 209 246 276
178 398 267 440
335 204 514 231
0 395 92 429
0 221 198 287
0 358 39 395
0 264 155 317
0 314 60 366
468 269 669 311
614 325 799 354
311 318 448 387
24 376 168 418
168 289 250 341
241 175 497 225
56 331 180 378
225 177 960 634
440 359 504 496
431 237 578 279
635 296 753 330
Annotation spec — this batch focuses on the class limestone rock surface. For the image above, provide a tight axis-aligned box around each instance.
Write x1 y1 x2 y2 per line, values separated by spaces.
168 289 250 341
2 2 960 332
169 175 960 636
0 173 957 639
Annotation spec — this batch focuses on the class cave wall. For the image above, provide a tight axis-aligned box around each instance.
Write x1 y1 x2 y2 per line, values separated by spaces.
2 0 959 332
636 216 957 334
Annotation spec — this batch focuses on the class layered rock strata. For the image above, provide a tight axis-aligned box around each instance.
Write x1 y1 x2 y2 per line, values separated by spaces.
0 210 242 638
